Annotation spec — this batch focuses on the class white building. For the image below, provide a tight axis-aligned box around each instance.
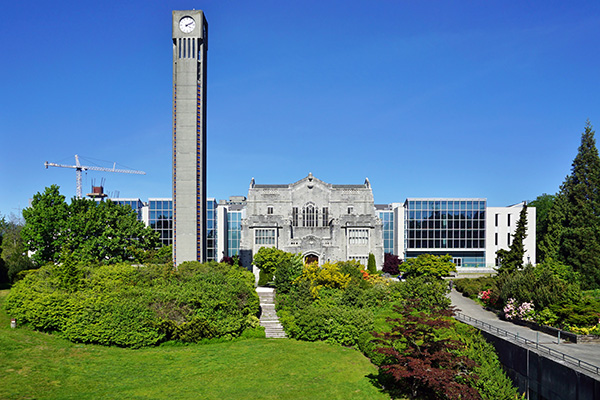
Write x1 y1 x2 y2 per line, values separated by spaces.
238 174 384 271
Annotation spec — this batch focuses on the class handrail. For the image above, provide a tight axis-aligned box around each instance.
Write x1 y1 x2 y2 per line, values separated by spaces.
454 312 600 376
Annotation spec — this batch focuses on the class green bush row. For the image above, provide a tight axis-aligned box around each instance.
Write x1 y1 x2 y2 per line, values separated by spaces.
6 261 260 348
454 276 497 299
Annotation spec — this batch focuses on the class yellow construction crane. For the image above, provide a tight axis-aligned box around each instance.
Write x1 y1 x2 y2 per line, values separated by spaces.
44 154 145 199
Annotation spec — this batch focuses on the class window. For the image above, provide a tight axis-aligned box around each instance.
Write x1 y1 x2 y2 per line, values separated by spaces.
508 214 511 226
255 229 276 245
322 207 329 227
349 255 368 265
495 232 498 246
292 207 298 227
495 214 499 227
347 206 354 214
303 203 316 227
348 229 369 245
453 257 462 267
267 206 273 215
507 233 511 245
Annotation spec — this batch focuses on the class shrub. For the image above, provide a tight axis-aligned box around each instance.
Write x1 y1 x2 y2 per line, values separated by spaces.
367 253 377 274
294 261 351 298
392 276 451 310
283 304 374 346
273 253 303 293
5 261 260 348
373 300 481 400
400 254 456 279
454 276 497 300
382 253 401 275
503 299 535 322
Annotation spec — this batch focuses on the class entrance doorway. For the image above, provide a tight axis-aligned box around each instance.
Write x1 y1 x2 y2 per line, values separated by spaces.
305 254 319 265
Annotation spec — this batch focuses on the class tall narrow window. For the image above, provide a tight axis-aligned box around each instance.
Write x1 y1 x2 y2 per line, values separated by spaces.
303 203 316 227
495 214 499 227
495 232 498 246
507 233 511 245
267 206 273 215
322 207 329 227
508 214 511 226
347 206 354 214
292 207 298 227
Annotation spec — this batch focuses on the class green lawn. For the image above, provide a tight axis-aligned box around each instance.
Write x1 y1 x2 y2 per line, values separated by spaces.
0 290 388 400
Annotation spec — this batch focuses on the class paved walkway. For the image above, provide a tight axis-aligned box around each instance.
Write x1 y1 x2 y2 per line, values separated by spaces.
450 289 600 373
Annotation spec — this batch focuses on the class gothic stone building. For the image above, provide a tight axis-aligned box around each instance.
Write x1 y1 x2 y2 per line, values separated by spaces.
239 174 384 271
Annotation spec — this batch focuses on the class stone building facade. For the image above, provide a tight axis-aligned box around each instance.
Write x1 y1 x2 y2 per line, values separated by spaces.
239 173 384 270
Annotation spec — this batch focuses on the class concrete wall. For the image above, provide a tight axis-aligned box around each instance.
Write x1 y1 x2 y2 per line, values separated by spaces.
481 331 600 400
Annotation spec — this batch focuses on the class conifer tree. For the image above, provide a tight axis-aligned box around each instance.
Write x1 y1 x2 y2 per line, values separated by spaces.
529 193 555 263
552 121 600 289
496 204 528 275
367 253 377 274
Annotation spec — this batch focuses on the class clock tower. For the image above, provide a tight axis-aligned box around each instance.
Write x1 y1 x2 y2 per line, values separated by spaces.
172 10 208 265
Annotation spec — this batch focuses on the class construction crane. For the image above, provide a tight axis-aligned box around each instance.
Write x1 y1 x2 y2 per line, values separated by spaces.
44 154 146 199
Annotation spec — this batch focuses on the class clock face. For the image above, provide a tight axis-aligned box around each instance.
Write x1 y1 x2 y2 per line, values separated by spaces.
179 16 196 33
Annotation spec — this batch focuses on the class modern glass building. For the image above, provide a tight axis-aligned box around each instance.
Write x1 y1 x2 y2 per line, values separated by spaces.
227 210 243 257
376 206 395 255
105 198 144 220
207 198 217 261
148 198 173 246
404 199 486 268
110 193 533 272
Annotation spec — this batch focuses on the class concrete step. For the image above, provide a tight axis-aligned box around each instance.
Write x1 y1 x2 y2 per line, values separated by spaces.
256 287 287 339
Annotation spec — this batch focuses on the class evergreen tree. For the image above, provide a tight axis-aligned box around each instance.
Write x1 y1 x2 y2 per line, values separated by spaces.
367 253 377 274
496 203 528 275
549 121 600 289
529 193 555 263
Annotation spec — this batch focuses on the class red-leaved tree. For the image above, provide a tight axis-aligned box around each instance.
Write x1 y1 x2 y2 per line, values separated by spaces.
374 300 481 400
382 253 402 275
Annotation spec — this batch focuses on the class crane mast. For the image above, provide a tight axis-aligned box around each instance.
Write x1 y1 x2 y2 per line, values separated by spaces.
44 154 145 199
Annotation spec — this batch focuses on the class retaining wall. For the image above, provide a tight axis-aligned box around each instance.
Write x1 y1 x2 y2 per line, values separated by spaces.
481 331 600 400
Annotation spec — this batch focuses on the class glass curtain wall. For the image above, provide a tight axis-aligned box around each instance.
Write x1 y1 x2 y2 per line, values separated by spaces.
405 199 486 267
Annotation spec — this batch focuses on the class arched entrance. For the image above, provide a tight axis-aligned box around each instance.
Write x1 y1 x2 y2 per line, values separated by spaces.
305 254 319 265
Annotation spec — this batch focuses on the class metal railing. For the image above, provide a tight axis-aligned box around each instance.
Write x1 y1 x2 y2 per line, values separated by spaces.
454 312 600 376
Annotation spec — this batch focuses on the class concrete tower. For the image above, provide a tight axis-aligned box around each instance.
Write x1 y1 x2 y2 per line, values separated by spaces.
172 10 208 264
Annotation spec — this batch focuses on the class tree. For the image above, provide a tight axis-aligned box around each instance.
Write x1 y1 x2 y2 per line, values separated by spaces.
542 122 600 289
496 203 528 275
367 253 377 274
64 198 159 263
0 214 35 282
374 300 481 400
529 193 555 263
22 186 159 265
21 185 68 264
253 246 292 286
400 254 456 279
383 253 402 275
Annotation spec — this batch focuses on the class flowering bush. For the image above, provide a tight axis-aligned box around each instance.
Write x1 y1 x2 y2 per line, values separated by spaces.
503 298 535 322
564 323 600 336
477 289 499 308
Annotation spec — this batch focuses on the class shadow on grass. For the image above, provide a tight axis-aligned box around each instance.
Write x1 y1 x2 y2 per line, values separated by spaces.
367 372 407 399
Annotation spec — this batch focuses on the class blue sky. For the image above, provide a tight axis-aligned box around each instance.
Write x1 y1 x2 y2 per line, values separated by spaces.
2 0 600 216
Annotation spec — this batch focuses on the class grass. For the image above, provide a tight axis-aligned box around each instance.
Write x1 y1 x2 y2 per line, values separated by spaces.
0 290 388 400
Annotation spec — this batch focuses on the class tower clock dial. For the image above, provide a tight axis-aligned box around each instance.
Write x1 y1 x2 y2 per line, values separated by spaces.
179 16 196 33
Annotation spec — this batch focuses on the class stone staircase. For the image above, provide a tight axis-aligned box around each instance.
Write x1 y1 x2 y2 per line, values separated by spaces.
256 287 287 339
